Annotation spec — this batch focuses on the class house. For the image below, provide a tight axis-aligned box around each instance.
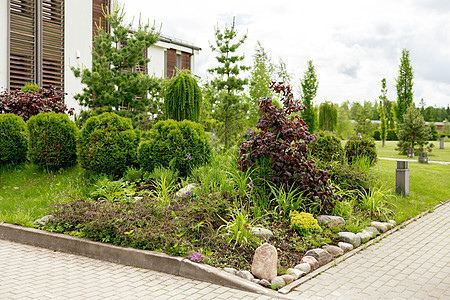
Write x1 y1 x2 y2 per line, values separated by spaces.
0 0 201 115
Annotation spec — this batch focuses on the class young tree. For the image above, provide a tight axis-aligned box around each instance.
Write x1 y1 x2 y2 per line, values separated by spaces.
208 17 250 148
355 101 375 136
300 60 318 133
318 101 337 132
378 78 388 146
335 101 354 139
397 104 430 155
275 58 292 86
395 49 414 124
71 1 160 112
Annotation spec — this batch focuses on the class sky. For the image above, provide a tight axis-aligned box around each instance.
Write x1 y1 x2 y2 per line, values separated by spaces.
123 0 450 108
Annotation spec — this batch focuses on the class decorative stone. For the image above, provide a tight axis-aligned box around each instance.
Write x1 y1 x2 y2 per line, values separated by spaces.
237 270 254 281
389 220 397 227
304 248 332 267
33 215 54 227
252 278 261 284
383 222 393 230
250 227 274 241
270 276 286 290
294 263 311 273
338 242 353 252
259 279 271 287
286 268 304 280
316 215 345 227
251 243 278 281
371 221 388 233
365 227 380 238
175 183 196 198
338 232 361 247
299 256 319 270
322 245 344 258
356 230 372 243
281 274 295 285
223 267 237 275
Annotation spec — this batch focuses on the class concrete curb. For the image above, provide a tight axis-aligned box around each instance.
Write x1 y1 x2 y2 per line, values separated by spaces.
0 223 283 298
278 199 450 294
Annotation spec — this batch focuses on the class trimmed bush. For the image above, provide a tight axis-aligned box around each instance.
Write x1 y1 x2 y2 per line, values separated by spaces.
309 131 344 162
386 129 398 141
289 211 321 236
79 112 140 177
0 114 28 166
138 119 211 177
344 135 377 166
27 112 78 170
373 130 381 141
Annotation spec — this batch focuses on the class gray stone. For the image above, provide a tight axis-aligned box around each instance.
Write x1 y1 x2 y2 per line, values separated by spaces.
383 222 393 230
371 221 388 233
259 279 271 287
270 276 286 290
338 232 361 247
33 215 54 227
252 278 260 284
322 245 344 258
237 270 254 281
286 268 304 280
294 263 311 273
299 256 319 270
389 220 397 227
304 248 332 267
251 243 278 281
338 242 354 252
316 215 345 227
175 183 196 198
250 227 273 241
356 230 372 243
281 274 295 284
365 226 380 238
223 267 237 275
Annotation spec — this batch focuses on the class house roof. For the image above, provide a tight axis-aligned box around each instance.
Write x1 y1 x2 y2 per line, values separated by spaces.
159 34 201 51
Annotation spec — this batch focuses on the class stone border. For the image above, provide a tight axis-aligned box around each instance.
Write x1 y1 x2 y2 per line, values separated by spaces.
278 199 450 294
0 223 286 299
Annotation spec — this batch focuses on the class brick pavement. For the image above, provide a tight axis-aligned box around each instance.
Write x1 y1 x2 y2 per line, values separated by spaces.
288 201 450 299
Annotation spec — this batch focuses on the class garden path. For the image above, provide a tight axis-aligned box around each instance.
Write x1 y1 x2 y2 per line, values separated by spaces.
378 156 450 165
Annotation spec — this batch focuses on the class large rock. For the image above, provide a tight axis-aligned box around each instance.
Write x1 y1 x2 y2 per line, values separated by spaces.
365 226 380 238
299 256 319 270
251 243 278 281
322 245 344 258
338 232 361 247
270 276 286 290
250 227 273 241
338 242 353 252
286 268 304 280
371 221 388 233
316 215 345 227
294 263 311 273
237 270 254 281
356 230 372 243
304 248 332 267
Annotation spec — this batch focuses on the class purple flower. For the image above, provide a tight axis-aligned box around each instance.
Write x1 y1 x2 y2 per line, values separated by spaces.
248 181 254 188
185 191 192 196
186 153 192 160
329 131 333 134
357 133 362 138
187 251 204 263
246 128 253 136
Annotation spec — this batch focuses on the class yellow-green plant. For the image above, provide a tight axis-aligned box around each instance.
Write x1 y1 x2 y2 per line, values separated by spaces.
289 211 321 236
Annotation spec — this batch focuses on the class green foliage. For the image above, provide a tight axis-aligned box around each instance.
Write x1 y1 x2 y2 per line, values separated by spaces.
208 17 250 148
0 114 28 166
344 135 377 166
90 177 136 203
27 112 78 170
289 211 321 236
357 186 392 220
165 70 201 122
138 119 211 177
300 60 318 133
397 104 431 154
378 78 388 144
386 129 398 141
79 112 140 177
71 1 160 112
335 101 354 139
315 160 372 192
373 130 381 141
21 83 39 93
268 183 307 215
309 131 344 162
395 49 414 124
354 101 376 136
318 101 337 132
428 124 438 140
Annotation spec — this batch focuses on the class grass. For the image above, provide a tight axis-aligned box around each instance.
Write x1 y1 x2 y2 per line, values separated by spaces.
0 164 89 226
375 141 450 162
373 159 450 224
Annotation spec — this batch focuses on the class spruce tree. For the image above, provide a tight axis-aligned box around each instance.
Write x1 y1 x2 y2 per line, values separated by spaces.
397 104 430 155
395 49 414 124
300 60 318 133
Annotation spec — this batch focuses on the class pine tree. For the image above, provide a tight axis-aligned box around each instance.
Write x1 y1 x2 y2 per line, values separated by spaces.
208 17 250 148
397 104 430 155
395 49 414 124
72 1 160 112
300 60 318 133
164 70 201 122
318 101 337 132
378 78 388 146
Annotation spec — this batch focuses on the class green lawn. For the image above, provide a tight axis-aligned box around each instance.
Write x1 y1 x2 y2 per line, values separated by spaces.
375 141 450 162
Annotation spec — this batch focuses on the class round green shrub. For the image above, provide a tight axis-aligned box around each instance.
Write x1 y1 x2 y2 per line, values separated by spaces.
138 119 211 177
309 131 344 162
289 211 321 236
0 114 28 166
27 112 78 170
344 135 377 166
79 112 140 177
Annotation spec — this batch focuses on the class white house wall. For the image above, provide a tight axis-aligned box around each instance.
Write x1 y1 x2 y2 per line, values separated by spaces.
0 0 8 90
64 0 92 115
148 45 165 78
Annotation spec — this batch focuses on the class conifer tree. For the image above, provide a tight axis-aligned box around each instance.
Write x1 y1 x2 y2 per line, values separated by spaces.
300 60 318 133
395 49 414 124
397 104 430 155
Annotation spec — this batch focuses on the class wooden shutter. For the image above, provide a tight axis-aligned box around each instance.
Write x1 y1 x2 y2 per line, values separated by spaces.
9 0 36 89
42 0 64 90
166 49 176 78
181 52 190 71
